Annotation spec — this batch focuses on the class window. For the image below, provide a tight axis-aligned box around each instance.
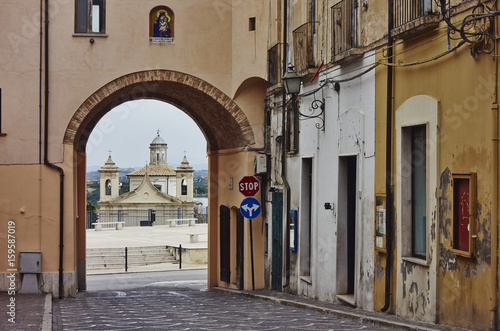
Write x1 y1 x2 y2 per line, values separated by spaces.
393 0 432 28
181 179 187 195
452 173 476 257
249 17 256 31
105 179 111 195
286 104 299 154
75 0 105 34
331 0 359 57
411 125 427 259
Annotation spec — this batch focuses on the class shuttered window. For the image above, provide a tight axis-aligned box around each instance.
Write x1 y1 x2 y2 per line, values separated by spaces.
75 0 105 34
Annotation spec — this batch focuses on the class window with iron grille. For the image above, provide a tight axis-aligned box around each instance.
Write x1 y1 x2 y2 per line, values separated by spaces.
393 0 432 29
331 0 359 58
75 0 105 34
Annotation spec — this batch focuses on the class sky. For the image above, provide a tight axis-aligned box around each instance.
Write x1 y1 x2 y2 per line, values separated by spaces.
86 100 208 170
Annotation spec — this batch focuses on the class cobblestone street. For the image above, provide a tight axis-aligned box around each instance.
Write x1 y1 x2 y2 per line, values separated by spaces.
52 275 397 330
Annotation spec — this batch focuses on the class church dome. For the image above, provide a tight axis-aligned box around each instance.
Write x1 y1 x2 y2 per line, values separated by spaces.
151 134 166 145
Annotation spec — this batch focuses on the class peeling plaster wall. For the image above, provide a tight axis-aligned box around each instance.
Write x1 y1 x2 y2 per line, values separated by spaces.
285 52 375 310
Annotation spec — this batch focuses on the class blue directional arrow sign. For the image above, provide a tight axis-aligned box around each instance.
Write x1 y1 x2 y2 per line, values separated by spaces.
240 197 261 219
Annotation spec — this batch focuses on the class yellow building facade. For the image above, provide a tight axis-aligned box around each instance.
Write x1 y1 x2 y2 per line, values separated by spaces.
373 1 500 329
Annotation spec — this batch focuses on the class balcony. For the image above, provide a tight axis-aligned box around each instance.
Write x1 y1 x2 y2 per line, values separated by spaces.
391 0 439 39
267 43 283 87
331 0 362 64
293 22 318 73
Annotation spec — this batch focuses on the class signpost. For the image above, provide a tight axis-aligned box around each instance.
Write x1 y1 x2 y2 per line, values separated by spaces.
240 197 261 219
238 176 260 197
238 176 261 291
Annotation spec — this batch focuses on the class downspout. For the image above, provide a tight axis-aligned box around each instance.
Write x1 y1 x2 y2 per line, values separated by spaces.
282 0 291 289
43 0 65 299
381 0 394 313
492 3 499 327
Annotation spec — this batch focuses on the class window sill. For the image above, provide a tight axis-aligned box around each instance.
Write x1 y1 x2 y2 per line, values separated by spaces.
402 256 429 267
72 33 108 38
331 48 364 66
451 248 473 259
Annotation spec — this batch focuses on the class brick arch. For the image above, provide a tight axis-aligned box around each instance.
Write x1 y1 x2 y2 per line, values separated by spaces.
64 70 255 152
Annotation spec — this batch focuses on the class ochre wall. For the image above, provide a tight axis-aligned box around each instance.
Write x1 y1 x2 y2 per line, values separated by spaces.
0 0 268 297
374 11 498 328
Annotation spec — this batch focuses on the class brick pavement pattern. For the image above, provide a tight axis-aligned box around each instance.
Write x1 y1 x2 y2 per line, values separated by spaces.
52 282 398 330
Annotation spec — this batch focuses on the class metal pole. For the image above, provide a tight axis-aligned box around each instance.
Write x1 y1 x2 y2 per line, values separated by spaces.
125 247 128 272
179 244 182 269
250 219 255 291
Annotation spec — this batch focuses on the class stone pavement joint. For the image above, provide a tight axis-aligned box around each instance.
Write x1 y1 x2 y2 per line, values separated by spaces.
213 287 472 331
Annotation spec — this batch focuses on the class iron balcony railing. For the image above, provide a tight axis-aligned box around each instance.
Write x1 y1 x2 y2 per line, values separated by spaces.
393 0 432 28
268 43 284 86
293 22 318 72
331 0 359 57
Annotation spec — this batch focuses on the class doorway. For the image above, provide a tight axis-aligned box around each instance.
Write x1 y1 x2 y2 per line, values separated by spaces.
271 192 283 291
337 155 357 304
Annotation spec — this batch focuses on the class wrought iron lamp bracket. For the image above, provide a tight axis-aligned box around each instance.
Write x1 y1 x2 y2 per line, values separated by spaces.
296 98 325 131
440 0 498 57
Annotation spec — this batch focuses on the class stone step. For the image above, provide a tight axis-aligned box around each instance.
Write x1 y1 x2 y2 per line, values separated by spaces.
86 246 176 270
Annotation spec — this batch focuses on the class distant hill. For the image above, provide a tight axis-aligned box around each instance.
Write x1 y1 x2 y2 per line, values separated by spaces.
86 167 138 180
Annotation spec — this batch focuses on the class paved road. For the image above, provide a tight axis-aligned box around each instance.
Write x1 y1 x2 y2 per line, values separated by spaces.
53 271 399 330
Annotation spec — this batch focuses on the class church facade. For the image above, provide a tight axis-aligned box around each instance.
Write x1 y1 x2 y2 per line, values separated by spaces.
97 133 198 226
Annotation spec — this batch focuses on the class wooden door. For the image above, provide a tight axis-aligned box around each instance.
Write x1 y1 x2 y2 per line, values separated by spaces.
271 192 283 291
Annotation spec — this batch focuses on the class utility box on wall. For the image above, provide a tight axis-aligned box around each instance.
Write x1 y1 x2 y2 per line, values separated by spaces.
19 251 41 273
19 251 41 294
255 154 267 174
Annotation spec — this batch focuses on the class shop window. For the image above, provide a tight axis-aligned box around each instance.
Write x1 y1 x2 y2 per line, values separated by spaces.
452 173 476 258
75 0 105 34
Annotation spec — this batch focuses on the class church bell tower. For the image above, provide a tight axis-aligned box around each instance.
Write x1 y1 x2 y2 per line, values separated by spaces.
98 155 120 202
150 130 168 166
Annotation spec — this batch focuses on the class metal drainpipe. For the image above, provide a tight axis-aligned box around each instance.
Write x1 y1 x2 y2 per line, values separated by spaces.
282 0 291 289
43 0 65 299
381 0 394 313
492 3 499 327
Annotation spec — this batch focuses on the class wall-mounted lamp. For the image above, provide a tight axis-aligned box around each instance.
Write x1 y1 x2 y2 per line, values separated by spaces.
282 63 301 95
283 63 325 131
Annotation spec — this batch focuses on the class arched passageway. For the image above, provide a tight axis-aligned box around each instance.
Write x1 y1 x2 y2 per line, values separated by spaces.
64 70 266 294
65 70 256 152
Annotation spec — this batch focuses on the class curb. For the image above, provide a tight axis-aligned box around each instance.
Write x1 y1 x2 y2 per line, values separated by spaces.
41 294 52 331
213 288 468 331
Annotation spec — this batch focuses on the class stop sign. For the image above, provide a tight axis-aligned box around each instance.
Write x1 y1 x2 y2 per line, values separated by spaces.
238 176 260 197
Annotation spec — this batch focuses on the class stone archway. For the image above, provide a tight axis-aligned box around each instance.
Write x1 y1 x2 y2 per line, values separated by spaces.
65 69 261 292
64 69 256 151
